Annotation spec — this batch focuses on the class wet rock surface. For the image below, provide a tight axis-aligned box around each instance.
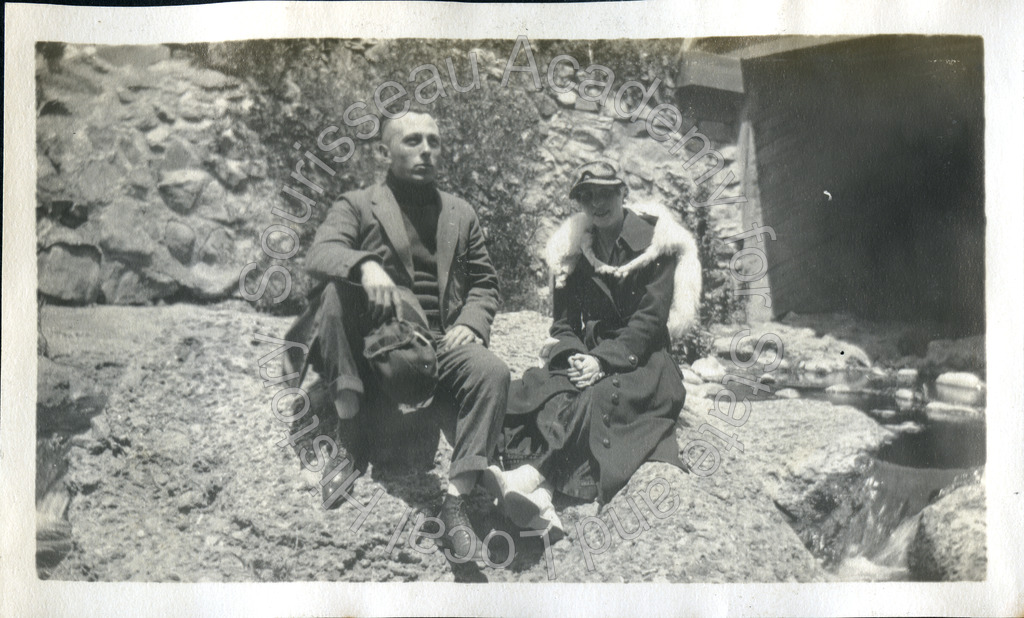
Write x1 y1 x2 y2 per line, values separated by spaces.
38 305 928 582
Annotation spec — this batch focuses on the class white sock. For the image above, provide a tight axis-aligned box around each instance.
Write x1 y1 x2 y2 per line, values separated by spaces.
533 481 554 502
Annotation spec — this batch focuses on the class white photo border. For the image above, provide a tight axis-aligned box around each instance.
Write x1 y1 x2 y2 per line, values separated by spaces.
3 1 1022 616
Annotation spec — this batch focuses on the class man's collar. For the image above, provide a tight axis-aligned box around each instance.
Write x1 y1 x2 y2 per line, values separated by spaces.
385 171 440 205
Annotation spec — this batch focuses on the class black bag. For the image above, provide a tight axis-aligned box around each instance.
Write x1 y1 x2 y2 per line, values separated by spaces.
363 318 438 412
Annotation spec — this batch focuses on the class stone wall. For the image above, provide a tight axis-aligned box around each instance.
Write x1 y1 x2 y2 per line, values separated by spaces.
36 44 276 305
36 42 748 309
525 92 744 246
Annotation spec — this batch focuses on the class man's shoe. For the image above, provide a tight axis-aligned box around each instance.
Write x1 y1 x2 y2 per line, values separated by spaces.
320 418 362 510
438 493 488 564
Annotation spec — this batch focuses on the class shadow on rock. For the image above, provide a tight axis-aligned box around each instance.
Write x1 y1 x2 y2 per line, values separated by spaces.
450 562 489 583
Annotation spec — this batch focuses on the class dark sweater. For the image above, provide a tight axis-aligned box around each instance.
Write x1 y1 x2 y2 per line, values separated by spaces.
387 173 442 332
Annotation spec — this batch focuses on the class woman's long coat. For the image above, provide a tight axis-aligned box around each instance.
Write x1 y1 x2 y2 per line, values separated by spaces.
505 209 688 502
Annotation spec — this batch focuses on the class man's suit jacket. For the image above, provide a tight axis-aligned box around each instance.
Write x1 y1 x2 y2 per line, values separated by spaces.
283 183 500 389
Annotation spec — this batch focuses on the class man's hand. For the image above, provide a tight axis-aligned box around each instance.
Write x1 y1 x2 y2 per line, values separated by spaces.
359 260 401 323
567 354 604 389
440 325 481 352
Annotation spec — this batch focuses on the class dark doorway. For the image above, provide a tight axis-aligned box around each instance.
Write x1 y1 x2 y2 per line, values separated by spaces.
742 36 985 335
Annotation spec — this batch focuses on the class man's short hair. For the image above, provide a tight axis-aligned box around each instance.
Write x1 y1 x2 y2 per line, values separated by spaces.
379 102 436 143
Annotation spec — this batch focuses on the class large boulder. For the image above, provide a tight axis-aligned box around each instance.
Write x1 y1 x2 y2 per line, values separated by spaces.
43 307 921 583
208 156 250 190
163 220 197 264
542 461 821 582
188 262 241 300
37 243 102 304
908 477 986 580
925 335 985 372
712 320 871 374
99 259 180 305
680 395 892 565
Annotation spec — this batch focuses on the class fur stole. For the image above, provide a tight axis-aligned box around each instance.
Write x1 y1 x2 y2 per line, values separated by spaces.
545 202 702 339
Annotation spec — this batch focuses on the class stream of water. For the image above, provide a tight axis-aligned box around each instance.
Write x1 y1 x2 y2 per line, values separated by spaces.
758 366 986 581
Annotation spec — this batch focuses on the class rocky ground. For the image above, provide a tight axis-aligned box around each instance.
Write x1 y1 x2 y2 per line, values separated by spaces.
37 303 980 582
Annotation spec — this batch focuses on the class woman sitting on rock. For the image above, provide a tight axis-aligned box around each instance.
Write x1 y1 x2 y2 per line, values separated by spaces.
482 160 702 537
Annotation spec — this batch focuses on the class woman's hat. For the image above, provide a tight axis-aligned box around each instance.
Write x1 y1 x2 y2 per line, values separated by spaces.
569 160 624 200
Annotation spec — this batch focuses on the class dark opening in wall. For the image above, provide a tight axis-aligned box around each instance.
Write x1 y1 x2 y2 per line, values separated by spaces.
742 36 985 335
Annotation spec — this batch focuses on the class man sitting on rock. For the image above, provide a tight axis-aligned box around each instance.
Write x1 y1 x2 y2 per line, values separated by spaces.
283 108 510 562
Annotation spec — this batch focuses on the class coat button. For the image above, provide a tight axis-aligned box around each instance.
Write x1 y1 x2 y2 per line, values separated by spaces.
611 393 620 405
628 354 638 365
602 414 611 426
612 377 620 387
602 438 611 448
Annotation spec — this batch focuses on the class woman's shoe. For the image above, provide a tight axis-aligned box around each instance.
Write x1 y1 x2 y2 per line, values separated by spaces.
480 465 530 505
505 483 561 529
521 483 563 539
480 465 510 506
480 465 544 525
504 489 545 528
526 504 566 543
